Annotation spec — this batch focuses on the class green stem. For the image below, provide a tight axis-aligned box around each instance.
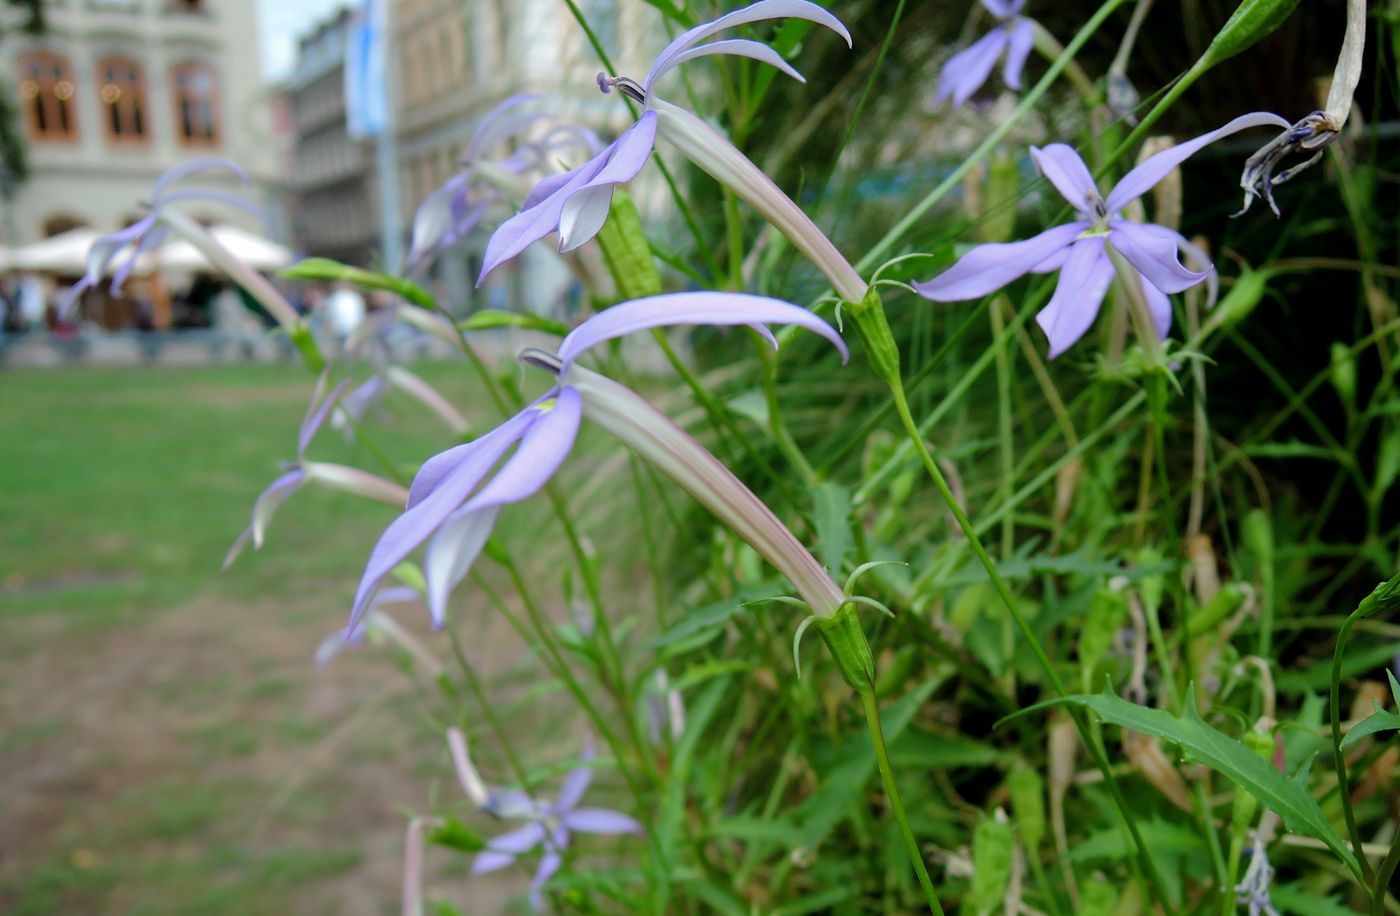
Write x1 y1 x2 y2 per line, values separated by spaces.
859 685 946 915
887 380 1176 912
1331 607 1378 885
755 337 817 487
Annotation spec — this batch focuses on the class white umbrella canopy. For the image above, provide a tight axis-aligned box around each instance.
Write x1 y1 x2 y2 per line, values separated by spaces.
158 225 294 272
9 228 128 274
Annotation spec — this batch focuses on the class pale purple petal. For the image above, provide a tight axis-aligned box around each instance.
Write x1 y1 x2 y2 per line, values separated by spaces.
935 29 1007 107
249 469 306 549
299 377 352 459
979 0 1022 16
156 187 273 232
555 292 848 370
554 737 596 814
478 115 657 283
521 162 588 210
1035 237 1115 358
561 808 643 835
558 184 616 253
423 505 501 628
1030 245 1070 273
407 172 474 268
527 847 563 911
472 822 548 875
406 405 541 509
374 585 421 607
555 111 658 252
1138 272 1174 338
151 156 249 200
110 224 167 297
347 412 536 634
1030 144 1101 216
913 222 1088 301
1104 111 1293 213
644 0 851 92
655 38 807 86
466 94 542 162
458 388 580 515
1002 19 1034 91
1108 222 1208 294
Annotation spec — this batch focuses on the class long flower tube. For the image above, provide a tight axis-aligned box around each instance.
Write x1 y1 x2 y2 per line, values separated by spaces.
479 0 867 302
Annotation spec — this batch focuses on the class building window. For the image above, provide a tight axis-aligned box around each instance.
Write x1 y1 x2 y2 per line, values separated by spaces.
98 57 147 143
17 51 77 142
170 62 219 145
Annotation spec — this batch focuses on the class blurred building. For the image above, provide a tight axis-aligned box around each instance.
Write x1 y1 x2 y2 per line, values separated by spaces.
390 0 660 311
287 9 378 267
0 0 280 247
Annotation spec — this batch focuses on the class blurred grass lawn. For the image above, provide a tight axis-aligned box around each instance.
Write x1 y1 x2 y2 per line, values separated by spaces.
0 361 513 914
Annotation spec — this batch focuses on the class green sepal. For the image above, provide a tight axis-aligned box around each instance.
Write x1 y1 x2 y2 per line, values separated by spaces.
844 285 901 385
595 189 663 300
815 603 876 691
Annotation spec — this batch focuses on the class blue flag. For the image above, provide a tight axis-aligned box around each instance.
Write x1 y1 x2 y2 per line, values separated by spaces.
344 0 388 139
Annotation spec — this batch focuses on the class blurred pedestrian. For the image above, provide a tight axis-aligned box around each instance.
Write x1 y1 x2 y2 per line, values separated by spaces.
325 282 366 351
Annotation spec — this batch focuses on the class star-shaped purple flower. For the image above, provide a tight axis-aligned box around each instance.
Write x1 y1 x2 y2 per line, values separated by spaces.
346 291 848 634
471 738 642 912
935 0 1035 108
915 112 1291 357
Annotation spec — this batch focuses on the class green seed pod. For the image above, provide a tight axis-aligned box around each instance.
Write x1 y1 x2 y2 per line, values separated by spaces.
595 189 663 299
1187 581 1249 636
1200 0 1304 69
1213 268 1270 330
1007 767 1046 852
968 813 1015 916
845 285 901 385
1329 341 1357 408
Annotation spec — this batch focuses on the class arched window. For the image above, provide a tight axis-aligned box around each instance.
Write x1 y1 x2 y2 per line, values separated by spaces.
169 62 219 145
17 51 77 142
98 56 147 143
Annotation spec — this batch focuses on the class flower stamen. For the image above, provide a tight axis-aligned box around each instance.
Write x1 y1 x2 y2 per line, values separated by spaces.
596 72 645 104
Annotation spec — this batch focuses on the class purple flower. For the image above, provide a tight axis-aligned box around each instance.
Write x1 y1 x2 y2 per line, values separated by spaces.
477 0 853 288
406 95 603 273
935 0 1035 108
471 738 642 912
346 291 848 634
61 158 267 315
915 112 1291 357
225 374 410 568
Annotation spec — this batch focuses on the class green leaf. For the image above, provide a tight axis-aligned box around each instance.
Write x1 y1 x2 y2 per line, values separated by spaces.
709 815 804 845
1340 695 1400 750
279 257 435 309
1007 689 1362 880
811 482 852 576
458 309 570 336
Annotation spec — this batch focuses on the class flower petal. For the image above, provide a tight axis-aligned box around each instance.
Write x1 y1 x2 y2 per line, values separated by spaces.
407 172 474 270
654 38 807 87
913 222 1088 302
299 377 352 459
406 401 545 509
521 161 588 210
555 111 658 252
151 156 249 200
527 847 563 911
472 822 547 875
465 93 541 162
935 29 1007 107
1138 272 1173 339
348 411 537 634
423 505 501 628
554 737 596 813
556 291 847 371
1030 144 1101 216
1105 111 1293 213
979 0 1022 16
1035 237 1115 358
460 388 581 514
644 0 851 92
1002 19 1034 91
250 469 306 550
1108 222 1208 294
561 808 643 835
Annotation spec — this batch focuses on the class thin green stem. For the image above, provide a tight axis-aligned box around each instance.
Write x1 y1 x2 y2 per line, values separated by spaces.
859 686 946 915
1331 608 1378 885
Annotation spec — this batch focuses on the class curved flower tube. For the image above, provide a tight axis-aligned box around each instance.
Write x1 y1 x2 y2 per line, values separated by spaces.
915 112 1291 357
935 0 1036 107
478 0 866 302
346 292 849 634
